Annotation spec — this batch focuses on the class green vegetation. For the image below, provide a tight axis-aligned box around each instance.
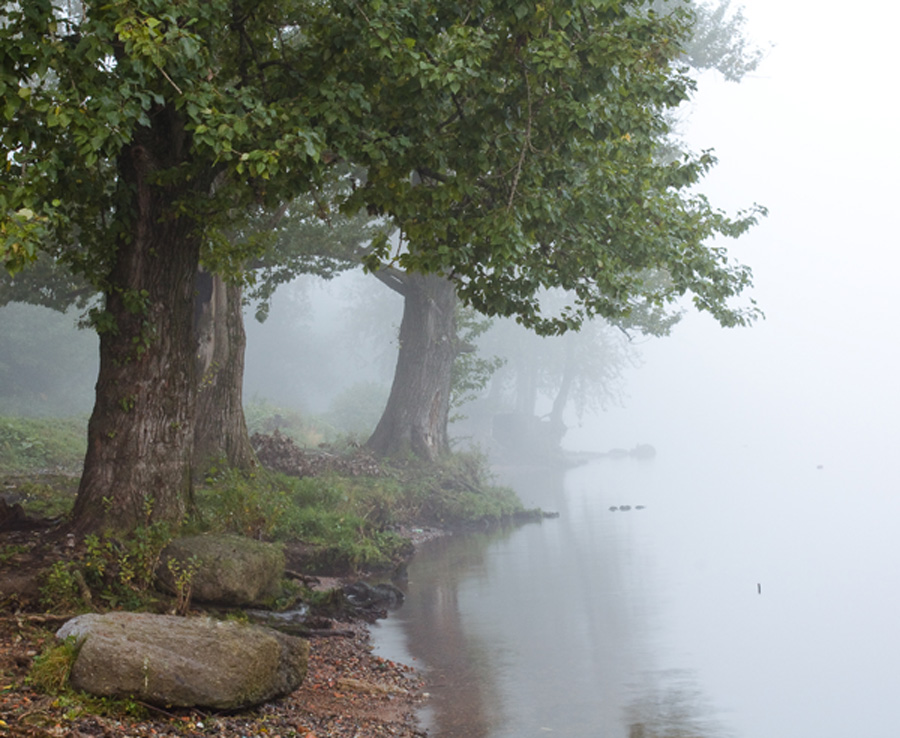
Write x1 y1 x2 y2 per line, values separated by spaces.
27 636 81 695
244 397 338 446
0 543 28 563
0 416 86 474
3 409 533 611
39 521 175 613
33 455 527 611
195 449 527 571
1 0 763 535
27 634 148 718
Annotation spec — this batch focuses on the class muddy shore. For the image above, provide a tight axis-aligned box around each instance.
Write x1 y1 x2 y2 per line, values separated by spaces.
0 524 448 738
0 614 429 737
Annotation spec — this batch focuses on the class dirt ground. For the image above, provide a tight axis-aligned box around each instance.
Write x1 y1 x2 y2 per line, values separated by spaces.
0 615 427 738
0 523 431 738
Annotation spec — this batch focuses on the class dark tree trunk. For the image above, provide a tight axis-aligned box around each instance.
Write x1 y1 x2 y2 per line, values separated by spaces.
70 107 209 535
367 271 458 461
193 271 256 474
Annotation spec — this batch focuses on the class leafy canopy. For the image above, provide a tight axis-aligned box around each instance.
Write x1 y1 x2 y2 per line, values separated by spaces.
2 0 762 334
336 1 765 333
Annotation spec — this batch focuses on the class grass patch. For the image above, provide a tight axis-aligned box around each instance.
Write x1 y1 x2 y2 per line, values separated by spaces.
27 636 81 694
193 450 530 572
27 636 148 718
0 416 86 475
194 468 414 571
0 409 533 579
8 477 79 518
394 451 528 525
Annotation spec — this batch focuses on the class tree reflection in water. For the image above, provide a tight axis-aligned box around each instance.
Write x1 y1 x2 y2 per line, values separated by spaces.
395 530 516 737
377 462 736 738
626 668 732 738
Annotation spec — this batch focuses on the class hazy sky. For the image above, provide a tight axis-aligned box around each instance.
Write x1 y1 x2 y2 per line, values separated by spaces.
571 1 900 465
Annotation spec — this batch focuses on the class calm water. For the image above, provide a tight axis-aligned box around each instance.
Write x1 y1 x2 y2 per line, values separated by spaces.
373 440 900 737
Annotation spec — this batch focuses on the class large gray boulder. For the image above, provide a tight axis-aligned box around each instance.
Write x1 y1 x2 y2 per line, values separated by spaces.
156 534 285 607
57 612 308 710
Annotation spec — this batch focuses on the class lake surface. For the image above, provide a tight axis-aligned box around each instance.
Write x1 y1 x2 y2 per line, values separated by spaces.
373 440 900 737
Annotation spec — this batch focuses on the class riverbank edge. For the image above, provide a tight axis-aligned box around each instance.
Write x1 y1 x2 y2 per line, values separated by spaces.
0 452 545 736
0 525 439 738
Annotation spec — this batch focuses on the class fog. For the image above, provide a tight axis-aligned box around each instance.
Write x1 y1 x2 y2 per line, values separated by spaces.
369 6 900 738
243 273 402 416
7 2 895 465
2 3 898 736
567 1 900 467
242 2 900 469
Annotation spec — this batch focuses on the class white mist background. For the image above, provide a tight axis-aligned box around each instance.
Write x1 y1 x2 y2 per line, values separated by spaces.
560 5 900 735
567 1 900 469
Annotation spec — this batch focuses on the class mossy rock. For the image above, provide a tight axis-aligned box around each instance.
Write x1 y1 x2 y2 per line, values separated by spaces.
57 612 308 710
156 534 284 607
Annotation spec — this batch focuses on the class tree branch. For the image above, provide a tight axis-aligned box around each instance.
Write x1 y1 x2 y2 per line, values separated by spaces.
371 265 409 296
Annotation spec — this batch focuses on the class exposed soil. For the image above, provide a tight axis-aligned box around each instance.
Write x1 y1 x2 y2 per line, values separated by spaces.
0 612 427 738
0 470 440 736
0 437 459 737
0 519 431 738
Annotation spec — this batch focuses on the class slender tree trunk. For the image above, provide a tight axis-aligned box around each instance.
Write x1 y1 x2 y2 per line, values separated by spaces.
70 107 208 536
193 271 256 474
367 271 458 461
546 336 576 445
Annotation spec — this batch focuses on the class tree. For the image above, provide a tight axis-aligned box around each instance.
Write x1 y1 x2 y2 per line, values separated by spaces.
0 0 763 533
355 1 765 459
366 269 459 460
660 0 767 82
0 0 448 533
192 176 378 473
192 270 256 472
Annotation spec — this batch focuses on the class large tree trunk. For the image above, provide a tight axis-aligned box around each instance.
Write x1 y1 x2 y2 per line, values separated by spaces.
70 107 208 536
367 271 458 461
193 271 256 474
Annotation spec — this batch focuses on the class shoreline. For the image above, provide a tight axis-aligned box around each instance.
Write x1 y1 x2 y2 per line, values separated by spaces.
0 593 431 738
0 526 437 738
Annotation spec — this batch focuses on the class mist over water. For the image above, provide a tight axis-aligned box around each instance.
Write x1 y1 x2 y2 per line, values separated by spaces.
371 5 900 734
375 443 900 738
2 2 896 734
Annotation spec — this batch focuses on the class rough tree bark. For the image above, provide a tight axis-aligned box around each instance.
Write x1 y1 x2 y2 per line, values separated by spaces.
193 271 256 474
70 107 211 535
366 270 459 461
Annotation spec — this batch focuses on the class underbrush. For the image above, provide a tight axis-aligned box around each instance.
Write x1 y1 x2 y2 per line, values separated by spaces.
1 411 531 588
194 468 413 570
25 452 528 616
244 398 338 446
391 451 527 525
194 450 528 570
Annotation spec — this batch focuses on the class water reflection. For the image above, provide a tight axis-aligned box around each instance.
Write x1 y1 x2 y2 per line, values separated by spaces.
390 529 518 737
374 461 735 738
625 669 733 738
